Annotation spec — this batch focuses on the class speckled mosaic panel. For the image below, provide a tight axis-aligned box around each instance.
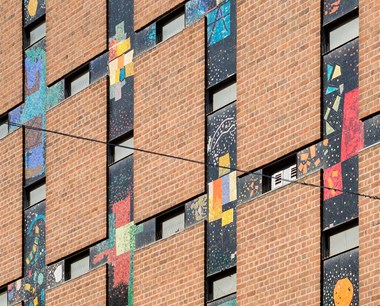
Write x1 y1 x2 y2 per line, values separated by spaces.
323 39 359 138
24 0 46 26
323 249 359 306
237 170 262 205
323 0 358 25
206 0 236 87
90 155 135 305
207 102 237 183
364 113 380 148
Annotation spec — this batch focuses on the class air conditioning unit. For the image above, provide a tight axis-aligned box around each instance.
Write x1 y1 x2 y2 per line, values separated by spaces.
271 164 297 190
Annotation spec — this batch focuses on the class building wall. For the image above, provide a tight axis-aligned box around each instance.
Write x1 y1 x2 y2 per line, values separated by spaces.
237 171 321 305
134 21 205 222
237 0 321 170
359 144 380 305
134 0 184 30
0 129 23 286
45 266 107 306
46 78 107 264
46 0 107 84
0 0 23 114
360 0 380 119
134 223 205 305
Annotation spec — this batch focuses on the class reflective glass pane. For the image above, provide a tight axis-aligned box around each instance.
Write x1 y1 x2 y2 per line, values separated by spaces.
213 273 236 300
329 17 359 51
114 137 134 162
70 71 90 96
0 120 8 140
0 291 7 306
162 13 185 41
29 184 46 206
162 212 184 239
213 82 237 111
329 225 359 256
70 256 89 279
29 21 46 46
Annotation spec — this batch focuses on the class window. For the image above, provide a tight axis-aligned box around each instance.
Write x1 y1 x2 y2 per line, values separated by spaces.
157 8 185 43
208 80 237 113
0 116 8 140
326 16 359 51
66 66 90 97
110 134 134 164
0 289 6 306
325 223 359 257
26 17 46 47
156 207 185 240
65 250 89 280
207 268 236 302
26 181 46 208
271 164 297 190
263 155 297 192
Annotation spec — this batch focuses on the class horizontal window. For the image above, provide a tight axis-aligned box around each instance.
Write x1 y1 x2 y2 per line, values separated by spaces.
66 67 90 97
156 207 185 240
65 250 89 280
157 7 185 43
327 224 359 257
111 135 134 164
26 17 46 48
207 268 236 302
0 289 7 306
327 17 359 51
26 181 46 208
0 117 8 140
212 81 237 112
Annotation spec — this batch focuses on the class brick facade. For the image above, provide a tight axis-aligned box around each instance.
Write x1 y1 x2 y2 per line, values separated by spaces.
46 0 107 85
237 0 321 170
0 130 23 286
0 0 23 114
134 0 184 31
134 21 205 222
46 78 107 264
237 172 321 305
359 144 380 305
46 266 107 305
359 0 380 119
134 223 205 305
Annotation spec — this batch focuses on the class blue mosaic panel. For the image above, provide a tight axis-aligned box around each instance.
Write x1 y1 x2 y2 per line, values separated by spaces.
207 1 231 46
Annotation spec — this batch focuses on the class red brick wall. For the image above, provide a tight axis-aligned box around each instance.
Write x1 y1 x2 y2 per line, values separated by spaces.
237 172 321 305
46 266 106 305
46 0 107 85
134 21 205 222
359 145 380 305
0 0 23 114
134 223 205 305
359 0 380 119
237 0 321 170
46 78 107 264
134 0 184 31
0 130 23 286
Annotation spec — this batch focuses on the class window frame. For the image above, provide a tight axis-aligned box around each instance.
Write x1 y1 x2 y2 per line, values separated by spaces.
207 267 237 303
0 287 7 306
65 65 90 98
156 6 185 43
24 178 46 209
323 220 359 259
0 115 8 140
262 155 297 192
156 206 185 240
109 131 134 165
206 76 237 114
323 10 359 54
64 249 90 281
25 16 46 48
